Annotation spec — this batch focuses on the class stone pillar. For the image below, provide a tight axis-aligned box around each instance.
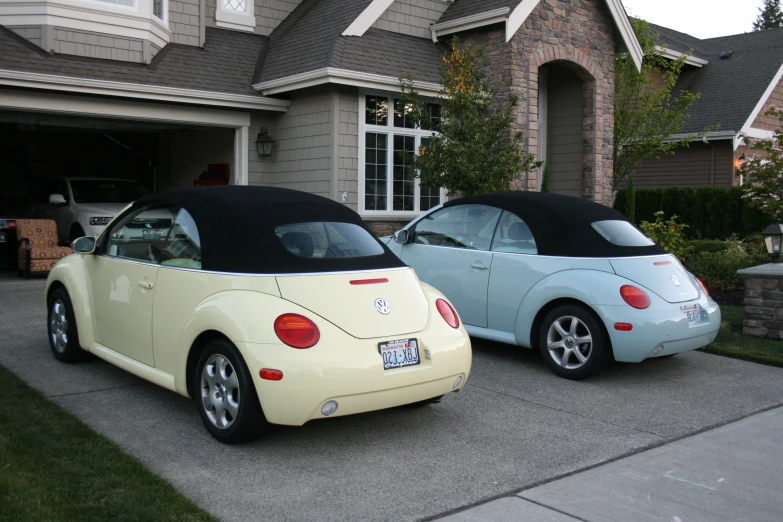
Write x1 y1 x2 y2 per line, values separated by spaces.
738 263 783 339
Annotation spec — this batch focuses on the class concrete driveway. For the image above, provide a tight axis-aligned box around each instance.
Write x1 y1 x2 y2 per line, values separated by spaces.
2 277 783 522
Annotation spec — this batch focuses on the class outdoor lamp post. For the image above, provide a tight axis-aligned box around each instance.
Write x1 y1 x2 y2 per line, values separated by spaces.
255 127 274 157
762 217 783 263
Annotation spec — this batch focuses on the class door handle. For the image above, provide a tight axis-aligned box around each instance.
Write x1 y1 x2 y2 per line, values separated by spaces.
471 262 489 270
138 280 154 289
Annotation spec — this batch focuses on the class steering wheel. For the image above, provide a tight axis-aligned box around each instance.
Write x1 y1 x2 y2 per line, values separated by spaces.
146 245 159 263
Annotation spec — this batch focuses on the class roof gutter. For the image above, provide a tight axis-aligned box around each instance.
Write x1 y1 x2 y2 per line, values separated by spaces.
0 68 290 112
254 67 443 98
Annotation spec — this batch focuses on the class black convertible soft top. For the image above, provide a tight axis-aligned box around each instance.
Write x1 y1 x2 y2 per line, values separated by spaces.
122 186 405 274
443 191 666 258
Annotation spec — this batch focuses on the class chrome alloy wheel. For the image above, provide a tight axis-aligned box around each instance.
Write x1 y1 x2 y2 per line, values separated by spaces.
49 299 69 353
201 354 240 429
546 316 593 370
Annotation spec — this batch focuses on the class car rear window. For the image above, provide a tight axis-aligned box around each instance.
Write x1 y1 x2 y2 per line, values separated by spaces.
276 222 385 259
591 220 655 247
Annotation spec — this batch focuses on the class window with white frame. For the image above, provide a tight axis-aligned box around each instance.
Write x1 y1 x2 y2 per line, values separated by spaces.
360 93 444 215
215 0 255 31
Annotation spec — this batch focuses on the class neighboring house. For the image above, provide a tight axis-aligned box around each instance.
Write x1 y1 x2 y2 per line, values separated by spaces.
631 24 783 190
0 0 642 232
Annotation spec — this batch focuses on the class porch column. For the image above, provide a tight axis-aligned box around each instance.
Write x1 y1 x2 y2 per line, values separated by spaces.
234 125 249 186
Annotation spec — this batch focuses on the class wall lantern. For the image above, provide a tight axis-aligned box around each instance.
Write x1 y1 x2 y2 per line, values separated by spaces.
735 154 747 176
762 217 783 263
255 127 274 157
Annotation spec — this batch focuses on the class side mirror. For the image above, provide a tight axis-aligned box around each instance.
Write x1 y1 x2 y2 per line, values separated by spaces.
73 236 96 254
393 229 410 244
49 194 67 205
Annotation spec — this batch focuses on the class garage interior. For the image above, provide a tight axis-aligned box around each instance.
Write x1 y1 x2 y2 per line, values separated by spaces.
0 111 236 217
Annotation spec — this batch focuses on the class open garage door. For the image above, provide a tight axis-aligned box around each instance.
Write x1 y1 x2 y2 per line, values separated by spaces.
0 111 236 217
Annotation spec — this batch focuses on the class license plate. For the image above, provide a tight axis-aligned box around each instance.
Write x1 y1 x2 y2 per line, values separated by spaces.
378 338 420 370
681 304 701 322
142 229 162 239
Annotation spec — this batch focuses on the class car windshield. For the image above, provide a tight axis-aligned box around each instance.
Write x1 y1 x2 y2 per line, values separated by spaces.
70 180 149 204
591 220 655 247
276 222 385 259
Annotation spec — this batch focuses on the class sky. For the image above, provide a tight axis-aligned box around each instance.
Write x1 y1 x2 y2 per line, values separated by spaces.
621 0 763 39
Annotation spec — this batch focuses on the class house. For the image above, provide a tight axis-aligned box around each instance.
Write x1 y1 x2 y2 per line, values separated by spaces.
631 24 783 190
0 0 642 232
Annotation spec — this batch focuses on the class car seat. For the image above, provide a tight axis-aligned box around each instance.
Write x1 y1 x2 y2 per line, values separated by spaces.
280 232 314 257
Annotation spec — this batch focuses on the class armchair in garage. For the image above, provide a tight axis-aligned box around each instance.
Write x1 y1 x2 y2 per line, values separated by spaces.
17 219 73 279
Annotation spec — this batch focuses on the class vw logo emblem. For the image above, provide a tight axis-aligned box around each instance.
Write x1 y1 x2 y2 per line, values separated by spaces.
671 275 681 287
374 298 391 315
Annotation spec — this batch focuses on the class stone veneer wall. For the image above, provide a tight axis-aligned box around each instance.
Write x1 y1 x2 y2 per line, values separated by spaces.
456 0 617 204
742 275 783 339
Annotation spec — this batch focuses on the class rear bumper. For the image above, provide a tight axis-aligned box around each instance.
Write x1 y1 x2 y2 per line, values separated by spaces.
595 294 721 363
236 321 471 426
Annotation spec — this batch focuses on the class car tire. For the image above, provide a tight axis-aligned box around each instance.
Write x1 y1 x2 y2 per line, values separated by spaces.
47 288 90 363
538 304 610 380
69 224 85 242
195 338 268 444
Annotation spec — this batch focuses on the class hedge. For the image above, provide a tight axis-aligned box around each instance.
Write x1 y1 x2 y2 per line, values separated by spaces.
614 187 770 240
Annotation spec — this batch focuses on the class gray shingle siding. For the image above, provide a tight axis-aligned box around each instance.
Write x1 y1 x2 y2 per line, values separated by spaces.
267 87 334 197
372 0 451 39
170 0 201 46
633 141 735 189
53 27 144 63
256 0 304 36
338 86 360 211
7 26 41 47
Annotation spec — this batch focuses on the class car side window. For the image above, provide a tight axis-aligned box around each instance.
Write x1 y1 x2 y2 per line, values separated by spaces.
490 211 538 254
413 204 501 250
103 206 181 265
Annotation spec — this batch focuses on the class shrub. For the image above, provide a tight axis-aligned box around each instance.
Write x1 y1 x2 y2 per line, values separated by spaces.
614 186 771 239
688 239 727 254
686 251 769 291
640 211 694 262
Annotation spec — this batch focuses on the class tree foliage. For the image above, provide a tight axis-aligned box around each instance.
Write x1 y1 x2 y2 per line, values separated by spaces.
613 19 706 191
400 39 541 196
740 107 783 217
754 0 783 31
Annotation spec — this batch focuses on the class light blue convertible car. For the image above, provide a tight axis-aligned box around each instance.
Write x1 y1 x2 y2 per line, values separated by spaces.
383 192 720 379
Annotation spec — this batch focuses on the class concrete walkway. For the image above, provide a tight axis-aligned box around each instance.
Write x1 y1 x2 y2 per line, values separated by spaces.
440 406 783 522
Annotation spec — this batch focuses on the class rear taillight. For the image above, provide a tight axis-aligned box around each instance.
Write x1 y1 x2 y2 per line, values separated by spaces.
274 314 320 348
8 220 15 230
620 285 650 309
695 277 710 297
436 298 460 329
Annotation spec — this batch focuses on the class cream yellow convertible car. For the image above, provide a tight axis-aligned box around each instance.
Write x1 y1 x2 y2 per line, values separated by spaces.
45 187 471 443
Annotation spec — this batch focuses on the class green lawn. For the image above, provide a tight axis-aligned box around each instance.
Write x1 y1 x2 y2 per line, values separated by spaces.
701 305 783 367
0 364 216 522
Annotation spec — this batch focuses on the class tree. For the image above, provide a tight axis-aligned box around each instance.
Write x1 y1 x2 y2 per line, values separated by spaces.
613 19 706 192
741 107 783 217
754 0 783 31
400 39 541 196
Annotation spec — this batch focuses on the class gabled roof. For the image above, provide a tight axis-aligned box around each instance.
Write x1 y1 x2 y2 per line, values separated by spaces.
666 27 783 136
0 26 288 111
255 0 445 95
648 23 714 62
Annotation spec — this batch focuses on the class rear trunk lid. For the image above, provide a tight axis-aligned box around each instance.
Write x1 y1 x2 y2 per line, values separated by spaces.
275 268 429 339
610 254 699 303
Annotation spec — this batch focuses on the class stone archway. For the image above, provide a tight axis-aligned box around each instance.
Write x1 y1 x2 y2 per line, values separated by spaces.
524 47 610 203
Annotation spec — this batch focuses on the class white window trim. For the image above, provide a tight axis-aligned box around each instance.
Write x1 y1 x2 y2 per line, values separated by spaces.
215 0 255 32
358 89 446 219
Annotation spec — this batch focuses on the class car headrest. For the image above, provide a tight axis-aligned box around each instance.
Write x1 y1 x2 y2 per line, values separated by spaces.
508 222 533 241
280 232 314 257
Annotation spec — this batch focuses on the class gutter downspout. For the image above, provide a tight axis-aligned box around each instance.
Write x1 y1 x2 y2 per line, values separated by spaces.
200 0 206 47
703 136 714 187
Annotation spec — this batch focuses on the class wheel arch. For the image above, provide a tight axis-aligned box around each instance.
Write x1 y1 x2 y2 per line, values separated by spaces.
529 298 614 361
185 330 233 399
45 257 96 349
